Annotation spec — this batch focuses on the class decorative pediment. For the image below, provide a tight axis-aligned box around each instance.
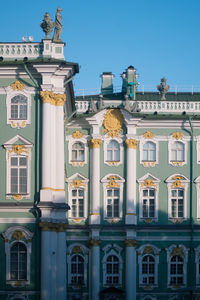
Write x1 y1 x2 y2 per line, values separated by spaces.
165 174 189 183
4 135 32 148
137 173 160 184
66 173 89 189
2 225 34 242
137 244 160 256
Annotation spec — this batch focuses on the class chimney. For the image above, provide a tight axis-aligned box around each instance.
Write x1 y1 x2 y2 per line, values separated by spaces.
100 72 114 95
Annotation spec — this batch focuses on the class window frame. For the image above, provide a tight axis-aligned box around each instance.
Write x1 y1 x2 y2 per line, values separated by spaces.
101 174 125 221
4 135 32 200
166 244 188 288
72 142 85 162
67 244 88 287
102 245 123 287
168 139 187 166
166 174 189 221
195 245 200 286
103 137 123 166
137 244 160 288
2 226 33 287
140 139 158 167
67 173 89 221
138 173 160 222
66 134 88 167
6 87 32 128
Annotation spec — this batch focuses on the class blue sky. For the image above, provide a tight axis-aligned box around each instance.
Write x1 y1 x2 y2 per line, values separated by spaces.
1 0 200 93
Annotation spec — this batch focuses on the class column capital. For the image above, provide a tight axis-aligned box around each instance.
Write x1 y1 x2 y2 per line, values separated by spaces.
124 239 137 247
39 222 67 232
88 139 102 149
125 139 138 149
40 91 66 106
88 239 101 247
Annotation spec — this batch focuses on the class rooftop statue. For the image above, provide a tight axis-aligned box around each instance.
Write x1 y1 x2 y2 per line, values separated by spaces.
157 77 170 100
53 7 63 42
40 12 54 40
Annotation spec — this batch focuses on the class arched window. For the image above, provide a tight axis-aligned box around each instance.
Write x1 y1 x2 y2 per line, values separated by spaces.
142 188 155 218
170 255 184 285
171 141 185 162
71 188 84 218
72 142 85 161
171 189 184 218
143 142 156 161
10 242 27 280
106 188 120 218
107 140 120 161
142 255 155 285
106 255 120 285
11 95 28 120
71 254 84 285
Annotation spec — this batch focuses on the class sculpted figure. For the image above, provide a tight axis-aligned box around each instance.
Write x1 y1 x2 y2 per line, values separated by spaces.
53 7 63 42
40 12 54 39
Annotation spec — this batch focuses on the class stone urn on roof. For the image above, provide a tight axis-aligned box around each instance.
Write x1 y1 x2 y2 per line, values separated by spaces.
157 77 170 100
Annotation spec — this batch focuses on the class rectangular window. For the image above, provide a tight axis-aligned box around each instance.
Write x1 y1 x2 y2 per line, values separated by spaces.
171 189 184 218
71 188 84 218
10 156 27 194
106 189 119 218
142 189 155 218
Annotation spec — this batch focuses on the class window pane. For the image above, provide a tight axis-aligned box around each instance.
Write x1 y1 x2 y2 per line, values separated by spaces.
19 169 27 194
11 157 18 166
11 168 18 193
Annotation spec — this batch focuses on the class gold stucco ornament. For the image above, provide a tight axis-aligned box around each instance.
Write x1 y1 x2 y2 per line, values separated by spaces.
8 145 29 159
171 180 184 189
125 139 138 149
103 109 124 137
171 246 184 257
106 176 120 188
88 139 102 148
141 179 157 189
72 246 82 253
12 230 24 240
40 91 66 106
143 246 153 254
10 80 25 91
72 130 83 139
172 132 183 140
143 131 155 139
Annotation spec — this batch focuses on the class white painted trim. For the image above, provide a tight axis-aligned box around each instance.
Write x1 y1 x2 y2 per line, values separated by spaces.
166 174 189 220
137 244 160 287
0 218 35 223
140 138 159 167
67 173 89 220
101 174 125 220
137 174 160 221
66 134 89 166
6 87 32 128
103 136 124 166
168 138 187 166
195 176 200 219
67 243 89 287
102 244 123 287
2 226 33 287
166 244 188 288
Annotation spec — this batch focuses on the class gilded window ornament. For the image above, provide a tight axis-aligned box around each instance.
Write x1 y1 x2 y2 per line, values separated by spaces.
88 239 101 247
171 180 184 189
12 230 24 240
72 246 82 253
106 176 120 188
103 109 124 137
144 218 153 223
125 139 138 149
13 194 23 200
172 132 183 140
10 80 25 91
88 139 102 149
70 179 86 189
143 246 154 254
170 246 184 257
8 145 29 158
72 130 83 139
143 131 155 139
141 179 157 189
40 91 66 106
11 121 26 128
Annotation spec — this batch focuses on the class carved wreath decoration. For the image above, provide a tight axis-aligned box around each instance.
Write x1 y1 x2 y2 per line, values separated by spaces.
103 109 124 137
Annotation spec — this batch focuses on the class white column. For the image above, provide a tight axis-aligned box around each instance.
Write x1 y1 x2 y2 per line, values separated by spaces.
125 239 137 300
125 139 138 224
89 139 102 224
41 230 51 300
90 240 101 300
56 230 67 299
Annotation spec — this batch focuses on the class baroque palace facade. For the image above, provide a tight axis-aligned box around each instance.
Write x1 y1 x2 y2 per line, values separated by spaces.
0 14 200 300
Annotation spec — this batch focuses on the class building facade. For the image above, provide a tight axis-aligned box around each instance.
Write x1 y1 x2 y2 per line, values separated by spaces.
0 16 200 300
